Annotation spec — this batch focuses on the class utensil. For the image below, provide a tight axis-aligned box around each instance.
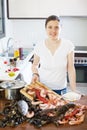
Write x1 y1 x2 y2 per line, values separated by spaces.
0 80 26 100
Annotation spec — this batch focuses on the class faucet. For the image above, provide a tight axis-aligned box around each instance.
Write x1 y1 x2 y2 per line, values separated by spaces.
2 38 14 57
7 37 14 51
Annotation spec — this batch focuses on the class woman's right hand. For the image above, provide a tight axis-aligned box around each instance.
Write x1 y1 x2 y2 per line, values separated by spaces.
31 73 39 83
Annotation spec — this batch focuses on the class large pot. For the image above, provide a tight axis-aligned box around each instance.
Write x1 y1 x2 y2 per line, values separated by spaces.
0 80 26 100
0 88 5 99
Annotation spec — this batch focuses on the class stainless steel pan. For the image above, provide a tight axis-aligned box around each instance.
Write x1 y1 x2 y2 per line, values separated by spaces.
0 80 26 100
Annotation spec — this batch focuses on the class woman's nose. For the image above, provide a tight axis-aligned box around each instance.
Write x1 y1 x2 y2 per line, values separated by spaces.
52 29 57 33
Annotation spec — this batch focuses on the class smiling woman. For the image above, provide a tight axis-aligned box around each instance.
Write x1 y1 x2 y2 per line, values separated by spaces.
0 0 5 39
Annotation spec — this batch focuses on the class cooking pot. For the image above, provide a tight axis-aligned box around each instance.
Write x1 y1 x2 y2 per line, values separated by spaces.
0 80 26 100
0 87 5 98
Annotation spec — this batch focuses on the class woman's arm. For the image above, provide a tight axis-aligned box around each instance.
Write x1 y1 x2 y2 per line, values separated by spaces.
31 54 40 83
67 51 76 91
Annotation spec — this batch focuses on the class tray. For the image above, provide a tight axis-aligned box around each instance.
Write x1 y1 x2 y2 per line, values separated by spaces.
20 81 61 101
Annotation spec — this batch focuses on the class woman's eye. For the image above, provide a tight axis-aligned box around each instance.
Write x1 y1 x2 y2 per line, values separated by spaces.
47 26 59 30
48 26 52 29
55 26 59 30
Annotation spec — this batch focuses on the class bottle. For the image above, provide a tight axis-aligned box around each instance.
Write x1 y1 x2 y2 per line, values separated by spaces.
14 42 20 58
19 47 23 60
14 48 19 58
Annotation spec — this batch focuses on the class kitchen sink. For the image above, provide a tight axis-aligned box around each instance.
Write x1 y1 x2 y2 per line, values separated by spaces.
0 53 14 57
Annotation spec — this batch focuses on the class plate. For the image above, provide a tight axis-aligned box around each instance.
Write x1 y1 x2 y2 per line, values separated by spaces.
62 91 81 101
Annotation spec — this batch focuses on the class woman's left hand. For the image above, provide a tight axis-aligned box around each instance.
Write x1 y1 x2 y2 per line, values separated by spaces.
31 74 39 83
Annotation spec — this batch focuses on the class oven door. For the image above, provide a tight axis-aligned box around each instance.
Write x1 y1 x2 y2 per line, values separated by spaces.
75 64 87 83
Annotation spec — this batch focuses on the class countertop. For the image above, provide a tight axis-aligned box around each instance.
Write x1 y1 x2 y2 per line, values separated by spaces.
0 96 87 130
0 48 34 81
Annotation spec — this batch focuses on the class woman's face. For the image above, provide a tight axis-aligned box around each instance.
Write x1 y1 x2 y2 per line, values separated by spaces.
45 20 61 40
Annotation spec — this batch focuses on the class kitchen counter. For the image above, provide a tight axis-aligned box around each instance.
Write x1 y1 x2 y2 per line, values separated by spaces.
0 96 87 130
0 48 34 81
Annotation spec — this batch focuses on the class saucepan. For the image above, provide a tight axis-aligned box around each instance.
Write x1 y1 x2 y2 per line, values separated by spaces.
0 80 26 100
0 81 5 98
0 87 5 99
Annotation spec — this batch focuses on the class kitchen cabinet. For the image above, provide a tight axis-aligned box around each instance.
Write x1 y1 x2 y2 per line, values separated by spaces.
7 0 87 19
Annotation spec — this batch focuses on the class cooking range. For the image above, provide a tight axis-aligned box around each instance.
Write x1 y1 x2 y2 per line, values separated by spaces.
74 48 87 85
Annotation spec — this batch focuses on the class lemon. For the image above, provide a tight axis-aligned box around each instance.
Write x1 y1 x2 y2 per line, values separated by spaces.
8 72 15 77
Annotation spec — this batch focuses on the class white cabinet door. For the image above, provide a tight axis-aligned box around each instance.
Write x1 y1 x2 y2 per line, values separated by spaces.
7 0 40 18
39 0 87 17
58 0 87 16
7 0 87 18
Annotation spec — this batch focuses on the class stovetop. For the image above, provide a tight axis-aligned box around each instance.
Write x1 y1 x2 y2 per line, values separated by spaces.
74 46 87 65
74 57 87 65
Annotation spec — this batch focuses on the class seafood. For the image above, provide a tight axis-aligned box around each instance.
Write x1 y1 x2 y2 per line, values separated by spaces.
0 98 87 128
26 111 34 118
33 88 48 103
1 80 87 128
25 86 66 110
69 114 85 125
0 101 26 127
56 103 87 126
20 81 62 105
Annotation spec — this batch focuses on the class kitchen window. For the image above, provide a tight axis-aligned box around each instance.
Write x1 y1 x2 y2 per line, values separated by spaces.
0 0 5 39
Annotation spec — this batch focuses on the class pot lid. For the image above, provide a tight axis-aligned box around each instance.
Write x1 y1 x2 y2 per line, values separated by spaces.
0 80 26 89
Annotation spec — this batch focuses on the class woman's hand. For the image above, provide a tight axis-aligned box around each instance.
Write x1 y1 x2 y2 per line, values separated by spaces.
31 73 40 83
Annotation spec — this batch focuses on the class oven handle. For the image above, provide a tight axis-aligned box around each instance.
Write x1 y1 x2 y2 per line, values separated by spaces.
74 64 87 67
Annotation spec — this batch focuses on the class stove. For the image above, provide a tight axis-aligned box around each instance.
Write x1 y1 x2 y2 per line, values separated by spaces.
74 48 87 83
74 47 87 65
74 52 87 65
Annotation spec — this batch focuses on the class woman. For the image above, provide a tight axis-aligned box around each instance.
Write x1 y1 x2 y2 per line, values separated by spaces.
31 15 76 95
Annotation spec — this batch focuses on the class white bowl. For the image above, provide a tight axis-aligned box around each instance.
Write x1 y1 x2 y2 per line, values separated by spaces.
62 91 81 101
